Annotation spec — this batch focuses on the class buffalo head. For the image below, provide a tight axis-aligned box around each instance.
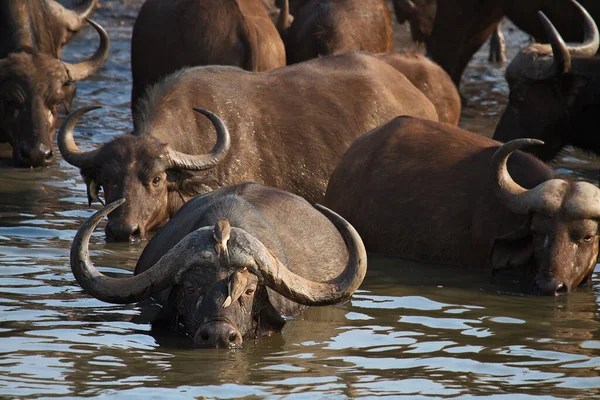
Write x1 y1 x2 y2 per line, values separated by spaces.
0 19 108 167
58 106 231 242
493 0 600 161
491 139 600 295
70 199 367 348
392 0 436 44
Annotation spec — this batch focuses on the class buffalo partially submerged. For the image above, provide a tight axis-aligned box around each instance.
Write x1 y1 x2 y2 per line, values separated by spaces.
493 2 600 161
0 0 108 167
325 117 600 296
70 183 367 348
284 0 393 64
130 0 286 111
58 53 439 242
426 0 600 86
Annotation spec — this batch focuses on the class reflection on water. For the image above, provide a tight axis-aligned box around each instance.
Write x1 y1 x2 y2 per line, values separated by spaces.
1 1 599 398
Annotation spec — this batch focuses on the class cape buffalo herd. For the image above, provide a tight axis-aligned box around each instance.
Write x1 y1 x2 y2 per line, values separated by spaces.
2 0 599 351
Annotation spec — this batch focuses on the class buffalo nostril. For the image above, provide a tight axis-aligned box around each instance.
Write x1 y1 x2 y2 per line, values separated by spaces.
555 282 568 295
229 333 238 343
201 332 209 342
43 148 54 161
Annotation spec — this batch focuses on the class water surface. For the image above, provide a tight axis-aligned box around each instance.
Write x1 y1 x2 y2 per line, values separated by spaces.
0 2 599 398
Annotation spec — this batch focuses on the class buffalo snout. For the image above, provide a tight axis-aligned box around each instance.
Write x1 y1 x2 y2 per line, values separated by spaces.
105 221 142 242
194 321 243 348
13 143 54 167
535 279 569 296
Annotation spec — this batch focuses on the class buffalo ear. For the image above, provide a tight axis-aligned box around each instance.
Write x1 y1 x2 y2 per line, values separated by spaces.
254 287 286 335
490 218 534 277
167 170 215 198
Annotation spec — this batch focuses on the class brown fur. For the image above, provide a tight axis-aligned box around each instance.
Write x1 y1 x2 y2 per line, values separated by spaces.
324 117 600 294
374 51 461 126
81 53 439 241
0 0 93 167
285 0 393 64
130 0 286 111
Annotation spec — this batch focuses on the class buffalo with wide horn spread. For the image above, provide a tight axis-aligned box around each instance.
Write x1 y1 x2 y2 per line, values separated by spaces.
130 0 286 112
325 116 600 296
0 0 108 168
70 183 367 348
493 1 600 161
426 0 600 87
284 0 393 64
58 52 440 242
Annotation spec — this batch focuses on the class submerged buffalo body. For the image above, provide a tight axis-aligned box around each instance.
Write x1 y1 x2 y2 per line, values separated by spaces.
285 0 393 64
70 183 367 348
325 117 600 296
0 0 108 167
130 0 286 111
59 53 440 241
426 0 600 86
493 1 600 161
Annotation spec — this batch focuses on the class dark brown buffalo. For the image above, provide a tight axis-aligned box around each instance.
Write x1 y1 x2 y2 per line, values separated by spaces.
493 2 600 161
325 116 600 296
426 0 600 86
0 0 108 167
58 53 439 242
130 0 287 111
284 0 393 64
70 183 367 348
393 0 506 62
373 51 461 125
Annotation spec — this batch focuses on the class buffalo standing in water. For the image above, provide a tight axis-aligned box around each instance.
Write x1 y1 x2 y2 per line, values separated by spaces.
284 0 393 64
493 1 600 161
58 53 444 242
130 0 286 111
325 117 600 296
70 183 367 348
0 0 108 167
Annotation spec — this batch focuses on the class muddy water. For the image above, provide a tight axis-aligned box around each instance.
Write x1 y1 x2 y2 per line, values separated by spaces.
1 2 599 399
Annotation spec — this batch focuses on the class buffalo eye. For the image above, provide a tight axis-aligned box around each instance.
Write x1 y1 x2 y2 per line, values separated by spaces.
152 177 161 186
583 235 594 243
245 288 255 295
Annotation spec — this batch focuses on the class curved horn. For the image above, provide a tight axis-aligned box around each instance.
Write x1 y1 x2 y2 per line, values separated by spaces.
71 199 206 304
538 11 571 75
48 0 96 31
73 0 97 21
243 204 367 306
165 108 231 171
276 0 290 31
565 0 599 57
58 105 101 169
63 19 109 81
72 201 366 306
491 139 568 215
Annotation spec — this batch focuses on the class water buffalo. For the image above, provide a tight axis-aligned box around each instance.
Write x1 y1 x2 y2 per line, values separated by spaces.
284 0 393 64
426 0 600 86
325 117 600 296
493 2 600 161
0 0 108 168
373 51 461 126
70 182 367 348
58 53 439 242
392 0 506 63
130 0 287 111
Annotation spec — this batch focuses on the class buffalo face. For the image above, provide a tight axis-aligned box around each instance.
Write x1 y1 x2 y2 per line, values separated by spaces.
493 1 599 161
70 200 367 348
0 19 108 167
58 106 231 242
491 139 600 296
